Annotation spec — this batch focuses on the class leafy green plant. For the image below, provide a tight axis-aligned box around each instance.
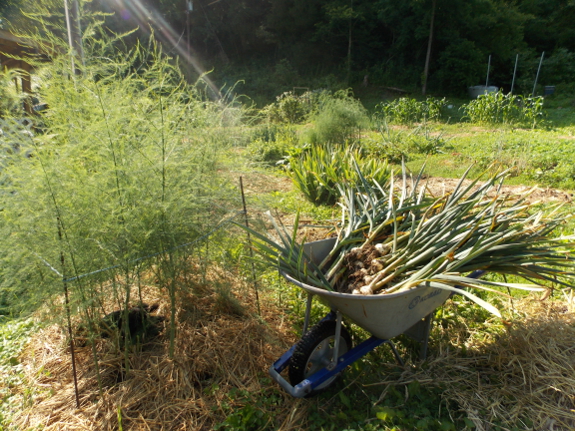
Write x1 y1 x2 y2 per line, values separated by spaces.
285 144 390 206
462 92 545 128
246 125 299 166
377 97 449 125
214 387 283 430
261 91 313 124
0 318 38 428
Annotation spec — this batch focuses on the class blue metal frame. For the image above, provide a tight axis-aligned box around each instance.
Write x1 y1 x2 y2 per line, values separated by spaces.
269 270 487 398
269 331 392 398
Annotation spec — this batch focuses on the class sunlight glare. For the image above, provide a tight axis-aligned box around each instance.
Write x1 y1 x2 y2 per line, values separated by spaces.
103 0 221 99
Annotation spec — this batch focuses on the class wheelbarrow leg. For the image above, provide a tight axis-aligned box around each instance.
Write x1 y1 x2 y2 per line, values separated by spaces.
331 311 343 366
384 339 405 366
302 292 314 335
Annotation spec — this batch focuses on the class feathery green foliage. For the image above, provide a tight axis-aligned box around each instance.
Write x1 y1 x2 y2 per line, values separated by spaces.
305 90 369 145
0 24 236 359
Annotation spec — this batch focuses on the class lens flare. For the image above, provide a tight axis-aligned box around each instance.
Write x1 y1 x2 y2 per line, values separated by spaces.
104 0 221 99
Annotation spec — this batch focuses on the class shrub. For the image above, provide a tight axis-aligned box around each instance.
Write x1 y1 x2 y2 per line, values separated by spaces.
261 91 313 124
306 90 370 144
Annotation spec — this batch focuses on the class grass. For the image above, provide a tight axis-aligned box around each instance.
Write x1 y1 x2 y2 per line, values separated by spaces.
392 121 575 189
0 318 38 428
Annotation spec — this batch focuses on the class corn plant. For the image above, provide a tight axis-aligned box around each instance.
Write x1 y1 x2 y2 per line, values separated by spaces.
462 92 545 128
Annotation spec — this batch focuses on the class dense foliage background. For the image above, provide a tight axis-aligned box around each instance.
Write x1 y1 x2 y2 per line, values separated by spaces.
3 0 575 103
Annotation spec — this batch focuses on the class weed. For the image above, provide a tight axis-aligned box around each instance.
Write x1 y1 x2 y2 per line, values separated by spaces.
407 123 450 155
214 387 283 430
362 123 410 164
0 318 38 428
246 125 299 166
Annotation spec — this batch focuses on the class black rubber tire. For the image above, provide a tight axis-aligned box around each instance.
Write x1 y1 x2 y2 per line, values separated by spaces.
288 320 352 395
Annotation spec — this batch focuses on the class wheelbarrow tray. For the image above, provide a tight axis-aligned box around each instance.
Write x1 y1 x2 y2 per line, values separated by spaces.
283 238 451 340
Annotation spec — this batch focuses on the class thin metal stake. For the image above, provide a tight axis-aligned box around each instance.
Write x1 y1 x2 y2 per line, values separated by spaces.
58 219 80 409
240 177 261 315
485 54 491 87
532 51 545 97
511 54 519 94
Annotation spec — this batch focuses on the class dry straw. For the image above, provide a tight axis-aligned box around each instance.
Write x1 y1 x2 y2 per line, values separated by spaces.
7 263 575 430
11 262 307 431
368 295 575 430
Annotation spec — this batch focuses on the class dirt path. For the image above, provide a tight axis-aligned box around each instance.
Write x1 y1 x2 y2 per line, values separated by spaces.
240 169 574 206
422 176 573 205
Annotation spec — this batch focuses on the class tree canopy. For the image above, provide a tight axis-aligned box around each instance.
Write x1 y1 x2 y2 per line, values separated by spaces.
3 0 575 97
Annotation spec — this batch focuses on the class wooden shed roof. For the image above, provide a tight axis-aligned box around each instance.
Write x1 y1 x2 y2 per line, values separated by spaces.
0 29 51 70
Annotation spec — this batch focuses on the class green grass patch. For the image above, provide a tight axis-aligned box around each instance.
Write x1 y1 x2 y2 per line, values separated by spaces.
0 318 38 428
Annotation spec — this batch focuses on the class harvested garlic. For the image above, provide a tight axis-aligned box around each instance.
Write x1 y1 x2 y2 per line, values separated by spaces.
374 243 391 256
359 285 372 295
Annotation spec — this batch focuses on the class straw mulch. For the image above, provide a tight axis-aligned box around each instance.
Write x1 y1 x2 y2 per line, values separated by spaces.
372 295 575 431
9 259 575 430
12 264 308 431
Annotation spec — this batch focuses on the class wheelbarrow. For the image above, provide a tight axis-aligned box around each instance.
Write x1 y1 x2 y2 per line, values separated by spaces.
269 238 483 398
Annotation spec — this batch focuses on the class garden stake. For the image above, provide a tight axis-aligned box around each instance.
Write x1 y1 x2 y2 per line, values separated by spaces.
532 51 545 97
240 177 261 315
511 54 519 94
485 54 491 87
58 219 80 409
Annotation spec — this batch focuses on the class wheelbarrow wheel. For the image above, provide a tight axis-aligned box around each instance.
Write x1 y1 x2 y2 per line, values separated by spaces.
289 319 352 395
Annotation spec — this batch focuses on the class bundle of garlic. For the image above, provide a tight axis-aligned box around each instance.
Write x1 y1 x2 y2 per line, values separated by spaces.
243 166 575 315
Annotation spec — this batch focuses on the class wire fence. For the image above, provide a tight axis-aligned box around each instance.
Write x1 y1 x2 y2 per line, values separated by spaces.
35 209 246 284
